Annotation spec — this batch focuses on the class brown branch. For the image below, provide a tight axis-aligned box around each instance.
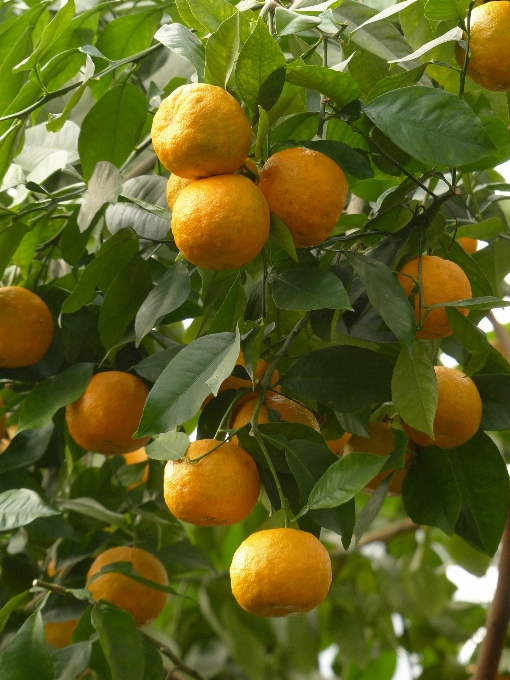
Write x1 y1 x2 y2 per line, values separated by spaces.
123 153 157 180
32 579 68 594
142 633 207 680
488 311 510 363
330 518 418 560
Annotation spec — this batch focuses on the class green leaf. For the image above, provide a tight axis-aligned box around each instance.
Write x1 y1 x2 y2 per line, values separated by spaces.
186 0 236 33
0 3 48 69
52 641 92 680
280 346 393 413
0 425 54 474
472 374 510 431
391 341 438 439
255 106 269 162
94 8 162 61
346 252 416 352
116 193 171 223
17 363 94 434
285 64 361 109
365 64 427 104
275 7 321 36
141 636 164 680
424 0 470 21
47 55 95 133
437 234 493 298
306 453 389 510
446 308 491 376
402 446 461 535
205 13 240 89
298 139 373 179
388 27 463 64
0 27 35 116
269 215 297 261
136 331 240 437
236 18 286 113
448 431 509 556
456 217 505 241
0 591 32 635
99 256 153 350
146 431 190 461
78 83 147 181
135 264 191 346
353 474 393 545
472 237 510 298
0 610 53 680
0 221 29 279
91 606 144 680
428 296 510 312
364 87 497 167
272 268 352 311
155 23 205 81
351 0 419 33
0 488 60 532
60 498 129 530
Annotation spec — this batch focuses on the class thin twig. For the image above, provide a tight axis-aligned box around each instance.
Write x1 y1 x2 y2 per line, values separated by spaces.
123 153 157 180
142 633 207 680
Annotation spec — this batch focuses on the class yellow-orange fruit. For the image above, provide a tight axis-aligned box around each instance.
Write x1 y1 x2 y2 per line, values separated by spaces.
258 147 348 247
326 432 351 455
166 174 194 209
0 287 54 368
87 546 168 626
164 439 260 526
343 422 410 496
458 237 478 254
151 83 253 179
66 372 150 455
230 528 332 617
172 174 270 271
44 620 79 648
123 447 149 488
397 255 472 340
455 2 510 91
402 366 483 449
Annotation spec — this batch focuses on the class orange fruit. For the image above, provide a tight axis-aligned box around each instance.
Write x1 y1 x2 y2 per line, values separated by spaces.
455 1 510 91
397 255 472 340
44 619 78 648
87 546 168 626
231 392 320 443
151 83 253 179
258 147 348 247
402 366 482 449
66 372 150 455
163 439 260 526
458 237 478 254
326 432 351 455
0 287 54 368
172 174 270 271
166 174 194 209
230 528 332 617
123 447 149 488
343 421 410 496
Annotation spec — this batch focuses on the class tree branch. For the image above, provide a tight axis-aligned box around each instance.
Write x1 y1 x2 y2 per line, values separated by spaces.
142 633 207 680
330 518 418 559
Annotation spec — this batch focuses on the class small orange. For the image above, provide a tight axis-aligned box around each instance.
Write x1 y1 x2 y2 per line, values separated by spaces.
163 439 260 526
166 174 194 209
66 371 150 455
44 619 79 648
87 546 168 626
258 147 348 247
123 447 149 488
343 421 409 496
0 287 54 368
457 237 478 255
326 432 351 455
402 366 482 449
151 83 253 179
230 528 332 617
397 255 472 340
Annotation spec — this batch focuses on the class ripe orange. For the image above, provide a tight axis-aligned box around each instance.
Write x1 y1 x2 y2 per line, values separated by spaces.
402 366 482 449
66 372 150 455
343 421 409 496
455 1 510 91
0 287 54 368
166 174 194 209
151 83 253 179
231 392 320 442
172 174 269 271
397 255 472 340
163 439 260 526
44 619 78 648
258 147 348 247
458 237 478 254
87 546 168 626
326 432 351 455
123 447 149 488
230 528 332 617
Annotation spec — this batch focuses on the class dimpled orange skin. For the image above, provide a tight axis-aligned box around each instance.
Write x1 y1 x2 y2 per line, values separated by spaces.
123 447 149 488
0 287 54 368
172 174 270 271
455 2 510 91
230 528 332 617
164 439 260 526
151 83 253 179
166 174 194 209
343 421 410 496
402 366 483 449
66 372 150 455
258 147 348 248
458 237 478 255
327 432 351 455
87 546 168 626
397 255 472 340
44 620 79 648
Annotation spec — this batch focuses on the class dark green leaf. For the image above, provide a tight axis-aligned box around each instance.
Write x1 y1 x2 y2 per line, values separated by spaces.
207 273 247 335
269 215 298 261
353 474 393 544
141 636 164 680
0 425 54 473
0 591 31 635
428 296 510 312
94 8 162 61
437 234 493 298
0 610 53 680
424 0 470 20
446 307 490 376
0 221 30 279
146 431 190 460
272 268 352 311
366 64 427 103
60 498 129 530
0 488 59 532
472 374 510 431
285 64 361 109
92 606 144 680
309 500 355 549
52 641 92 680
255 106 269 162
205 13 240 88
186 0 236 32
299 140 373 179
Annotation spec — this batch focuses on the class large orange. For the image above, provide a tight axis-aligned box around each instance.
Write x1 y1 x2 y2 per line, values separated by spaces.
402 366 482 449
151 83 253 179
44 619 79 648
397 255 472 340
172 174 269 271
343 421 410 496
163 439 260 526
66 372 150 455
230 528 332 617
87 546 168 626
258 147 348 247
455 1 510 91
166 174 193 209
0 287 54 368
458 237 478 255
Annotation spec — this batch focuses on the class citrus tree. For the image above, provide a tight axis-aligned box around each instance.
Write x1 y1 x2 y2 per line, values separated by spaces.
1 0 510 678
